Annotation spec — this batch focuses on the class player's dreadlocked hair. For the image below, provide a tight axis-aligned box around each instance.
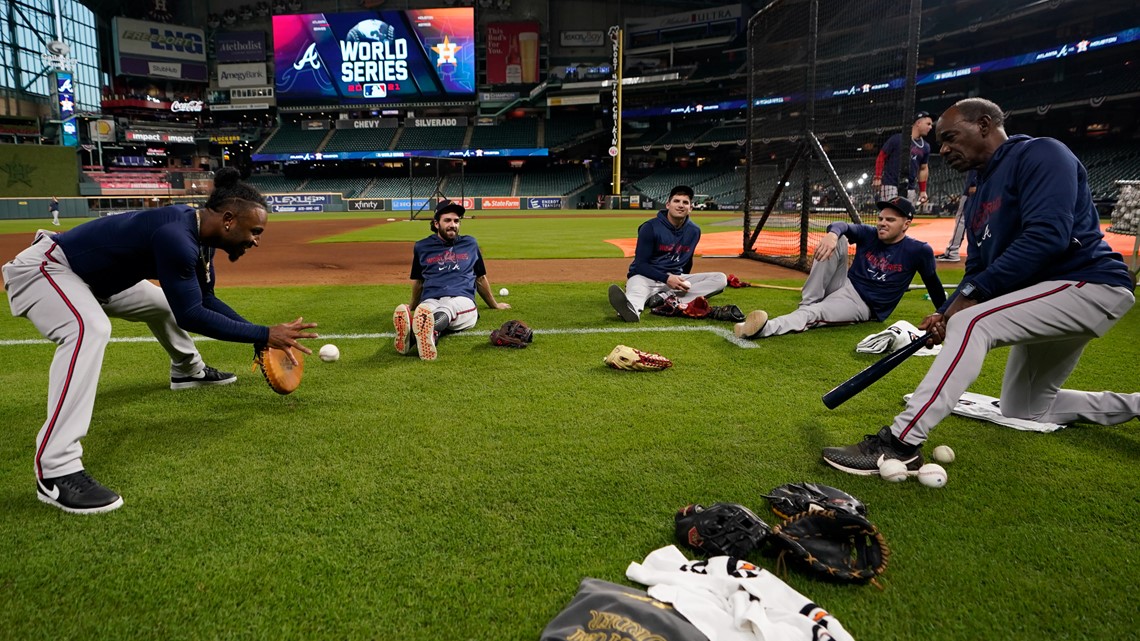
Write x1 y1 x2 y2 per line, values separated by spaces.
205 167 268 212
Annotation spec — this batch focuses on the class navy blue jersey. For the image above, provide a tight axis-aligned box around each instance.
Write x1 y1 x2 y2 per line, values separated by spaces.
953 135 1133 305
52 205 268 344
879 133 931 189
410 233 487 300
627 210 702 282
827 222 945 321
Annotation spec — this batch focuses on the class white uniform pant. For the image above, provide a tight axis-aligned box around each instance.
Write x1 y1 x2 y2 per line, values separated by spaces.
758 237 871 337
419 296 478 332
893 281 1138 445
878 185 917 202
944 196 968 255
624 272 727 313
3 232 205 479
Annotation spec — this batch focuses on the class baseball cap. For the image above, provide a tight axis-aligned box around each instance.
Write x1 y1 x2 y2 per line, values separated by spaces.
875 196 916 220
433 198 465 219
914 110 933 122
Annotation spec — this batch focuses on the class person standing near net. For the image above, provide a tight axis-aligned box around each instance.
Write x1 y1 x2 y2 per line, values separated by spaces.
607 185 728 322
872 112 933 206
1 167 318 514
822 98 1139 476
734 197 945 339
936 171 978 262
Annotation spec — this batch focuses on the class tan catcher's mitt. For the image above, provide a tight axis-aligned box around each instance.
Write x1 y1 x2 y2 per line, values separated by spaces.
603 345 673 371
253 346 305 395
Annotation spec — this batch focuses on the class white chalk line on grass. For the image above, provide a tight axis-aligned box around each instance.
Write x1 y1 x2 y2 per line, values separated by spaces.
0 325 758 349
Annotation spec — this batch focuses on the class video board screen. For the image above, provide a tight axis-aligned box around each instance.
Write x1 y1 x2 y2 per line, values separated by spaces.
273 9 475 103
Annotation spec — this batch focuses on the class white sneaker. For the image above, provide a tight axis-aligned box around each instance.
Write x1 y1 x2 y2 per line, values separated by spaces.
734 310 768 339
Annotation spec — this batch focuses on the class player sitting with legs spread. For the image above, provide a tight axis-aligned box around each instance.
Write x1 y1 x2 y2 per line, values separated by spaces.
608 185 736 322
735 197 946 339
822 98 1140 476
393 199 510 361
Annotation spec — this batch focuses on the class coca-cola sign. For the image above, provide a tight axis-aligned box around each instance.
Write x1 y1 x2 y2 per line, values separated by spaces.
171 100 203 113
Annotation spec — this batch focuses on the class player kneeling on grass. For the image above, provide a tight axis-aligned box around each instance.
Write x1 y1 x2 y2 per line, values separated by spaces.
734 197 946 340
2 168 319 514
608 185 737 322
822 98 1140 476
393 199 510 361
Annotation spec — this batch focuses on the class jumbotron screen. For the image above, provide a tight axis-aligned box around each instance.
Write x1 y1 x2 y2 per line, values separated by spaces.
272 9 475 103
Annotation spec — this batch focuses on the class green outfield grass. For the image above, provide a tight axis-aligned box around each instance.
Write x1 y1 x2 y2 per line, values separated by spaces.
1 278 1138 641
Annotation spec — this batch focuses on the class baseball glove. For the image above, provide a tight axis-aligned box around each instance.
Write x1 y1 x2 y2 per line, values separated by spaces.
763 482 867 520
253 346 304 395
675 503 771 558
682 296 711 319
603 345 673 371
769 509 889 584
727 274 753 288
648 294 684 317
490 319 533 348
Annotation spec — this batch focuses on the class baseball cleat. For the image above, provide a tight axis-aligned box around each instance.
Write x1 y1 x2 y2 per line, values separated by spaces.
393 304 415 355
608 285 640 322
37 470 123 514
822 426 924 476
734 310 768 339
412 304 438 361
935 253 960 262
171 365 237 390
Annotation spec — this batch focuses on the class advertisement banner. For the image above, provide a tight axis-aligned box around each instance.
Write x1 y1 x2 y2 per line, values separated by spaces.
527 197 562 210
406 116 467 127
486 22 540 84
215 31 266 63
89 119 116 143
218 63 269 87
348 199 386 211
114 17 206 62
391 198 431 211
481 197 520 210
266 194 331 213
560 31 605 47
273 9 475 104
334 118 398 129
125 130 196 144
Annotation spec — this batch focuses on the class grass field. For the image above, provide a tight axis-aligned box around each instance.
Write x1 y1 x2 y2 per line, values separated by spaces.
1 215 1138 640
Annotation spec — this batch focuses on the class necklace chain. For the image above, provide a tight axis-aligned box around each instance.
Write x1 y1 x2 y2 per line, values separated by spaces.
196 210 211 284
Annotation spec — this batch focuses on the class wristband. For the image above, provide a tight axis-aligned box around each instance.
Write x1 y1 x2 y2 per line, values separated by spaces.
918 181 927 192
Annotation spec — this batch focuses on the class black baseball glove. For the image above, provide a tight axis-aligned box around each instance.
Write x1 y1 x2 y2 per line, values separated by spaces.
490 319 534 348
769 509 889 584
763 482 867 520
675 503 771 558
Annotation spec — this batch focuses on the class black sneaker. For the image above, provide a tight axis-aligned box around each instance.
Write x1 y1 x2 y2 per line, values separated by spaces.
171 365 237 390
608 284 640 322
822 426 924 476
37 470 123 514
935 253 960 262
645 293 666 310
709 304 746 322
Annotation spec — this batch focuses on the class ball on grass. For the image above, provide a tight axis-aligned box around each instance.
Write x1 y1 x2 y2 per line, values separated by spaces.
499 288 509 296
318 344 340 362
918 463 948 488
878 459 909 483
932 445 956 464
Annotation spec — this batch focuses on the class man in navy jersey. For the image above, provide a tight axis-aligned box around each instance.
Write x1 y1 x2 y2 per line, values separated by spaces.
823 98 1139 476
872 112 933 206
607 185 728 322
2 168 318 514
392 199 510 361
734 197 946 339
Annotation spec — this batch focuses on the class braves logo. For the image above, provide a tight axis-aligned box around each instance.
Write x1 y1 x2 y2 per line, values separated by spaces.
426 249 467 271
658 242 693 263
277 41 333 93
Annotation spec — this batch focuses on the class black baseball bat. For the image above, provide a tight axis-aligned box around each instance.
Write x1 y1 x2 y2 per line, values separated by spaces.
822 332 933 409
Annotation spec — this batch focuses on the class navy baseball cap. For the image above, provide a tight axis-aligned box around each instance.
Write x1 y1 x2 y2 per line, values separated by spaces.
433 199 465 219
914 111 933 122
875 196 916 220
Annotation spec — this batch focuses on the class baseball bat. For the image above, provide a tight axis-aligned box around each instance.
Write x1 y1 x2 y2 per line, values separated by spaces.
822 332 933 409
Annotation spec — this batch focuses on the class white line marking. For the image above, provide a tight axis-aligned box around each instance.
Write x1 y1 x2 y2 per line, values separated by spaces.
0 326 758 348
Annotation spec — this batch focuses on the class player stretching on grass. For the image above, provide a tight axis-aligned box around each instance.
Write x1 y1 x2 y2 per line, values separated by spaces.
392 199 510 361
734 197 945 340
2 168 318 513
822 98 1140 476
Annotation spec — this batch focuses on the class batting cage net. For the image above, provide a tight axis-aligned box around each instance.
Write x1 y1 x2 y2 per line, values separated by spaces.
405 157 467 220
743 0 922 271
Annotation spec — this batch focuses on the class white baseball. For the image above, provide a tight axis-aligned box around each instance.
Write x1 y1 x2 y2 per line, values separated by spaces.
499 287 509 296
682 280 692 289
318 344 340 362
932 445 956 464
878 458 910 483
918 463 948 488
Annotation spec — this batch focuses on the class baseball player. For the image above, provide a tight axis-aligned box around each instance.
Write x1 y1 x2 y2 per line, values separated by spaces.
392 199 509 361
734 197 946 339
49 196 60 226
2 167 318 514
823 98 1139 476
872 112 933 205
607 185 728 322
935 171 978 262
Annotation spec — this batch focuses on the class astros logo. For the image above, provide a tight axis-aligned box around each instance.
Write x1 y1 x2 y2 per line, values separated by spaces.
432 35 460 66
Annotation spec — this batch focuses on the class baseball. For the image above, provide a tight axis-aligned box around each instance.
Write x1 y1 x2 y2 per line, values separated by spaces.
932 445 956 464
681 280 692 289
918 463 948 488
879 458 910 483
318 344 340 362
499 288 509 296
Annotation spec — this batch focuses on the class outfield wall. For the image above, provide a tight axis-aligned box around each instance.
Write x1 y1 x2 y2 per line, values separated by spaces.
0 144 79 199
